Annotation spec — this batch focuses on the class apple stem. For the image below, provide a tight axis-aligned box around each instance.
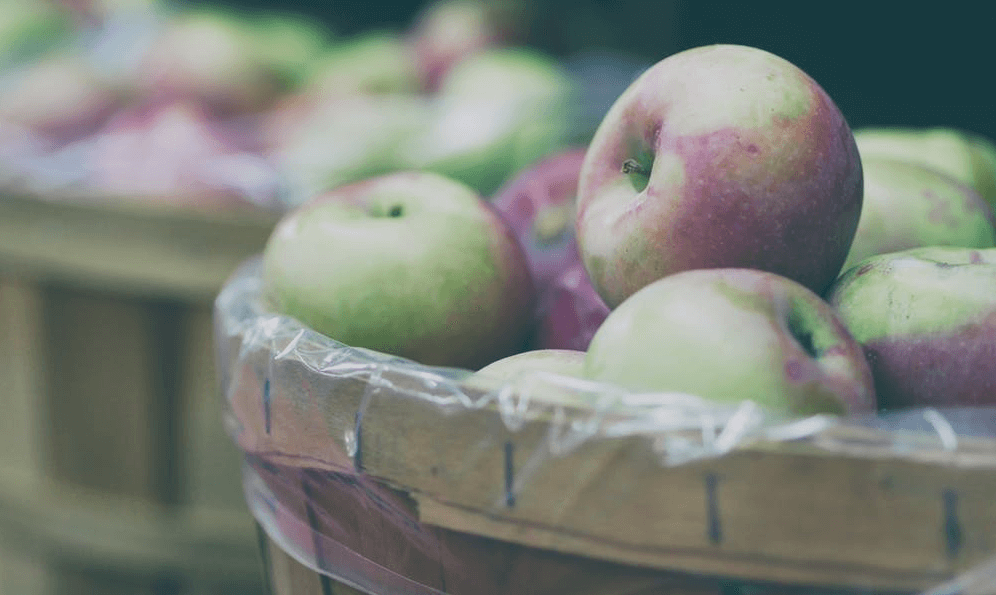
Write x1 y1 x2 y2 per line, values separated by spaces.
621 159 650 176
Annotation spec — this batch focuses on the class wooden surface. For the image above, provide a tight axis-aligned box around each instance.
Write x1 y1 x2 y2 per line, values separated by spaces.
0 192 277 593
226 342 996 592
0 191 278 301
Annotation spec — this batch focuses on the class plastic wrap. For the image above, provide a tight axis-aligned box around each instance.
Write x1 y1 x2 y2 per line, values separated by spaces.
216 256 996 595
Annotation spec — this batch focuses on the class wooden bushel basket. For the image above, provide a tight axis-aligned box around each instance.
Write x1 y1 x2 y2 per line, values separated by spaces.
216 257 996 595
0 192 280 594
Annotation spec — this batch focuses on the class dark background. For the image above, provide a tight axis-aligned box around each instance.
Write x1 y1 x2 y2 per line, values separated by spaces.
187 0 995 141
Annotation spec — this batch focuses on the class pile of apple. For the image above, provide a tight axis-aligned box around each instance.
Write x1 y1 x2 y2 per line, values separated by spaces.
0 0 582 210
261 42 996 421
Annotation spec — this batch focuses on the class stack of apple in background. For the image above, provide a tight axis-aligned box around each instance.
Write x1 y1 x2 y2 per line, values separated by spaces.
0 0 605 212
262 42 996 422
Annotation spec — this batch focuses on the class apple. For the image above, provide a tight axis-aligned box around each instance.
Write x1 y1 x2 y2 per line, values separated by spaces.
853 127 996 211
585 268 876 416
473 348 586 381
575 44 863 308
249 9 334 90
0 51 124 145
397 46 579 196
840 157 996 273
300 31 422 100
408 0 532 92
490 146 587 294
261 171 536 370
266 94 431 206
88 100 283 207
826 246 996 410
133 6 284 115
464 348 596 409
0 0 72 68
531 261 610 352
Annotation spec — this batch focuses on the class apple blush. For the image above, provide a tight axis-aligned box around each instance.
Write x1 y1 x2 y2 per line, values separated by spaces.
827 246 996 410
576 44 863 308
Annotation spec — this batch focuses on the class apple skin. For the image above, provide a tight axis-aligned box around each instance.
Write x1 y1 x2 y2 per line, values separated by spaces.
585 268 876 416
301 31 422 100
473 348 585 380
464 348 594 408
88 100 282 207
576 44 863 308
841 157 996 273
530 261 610 352
826 246 996 410
398 47 578 197
261 171 536 370
490 146 587 294
0 52 124 145
265 94 431 205
134 7 284 115
853 127 996 211
408 0 532 92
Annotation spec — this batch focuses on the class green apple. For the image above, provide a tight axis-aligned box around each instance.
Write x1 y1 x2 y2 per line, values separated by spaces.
466 348 592 406
301 30 422 99
853 127 996 211
576 44 863 308
133 6 284 114
841 157 996 273
266 94 432 205
585 268 876 416
261 171 536 370
397 46 578 196
408 0 533 91
0 0 72 68
0 51 123 143
826 246 996 410
249 9 335 90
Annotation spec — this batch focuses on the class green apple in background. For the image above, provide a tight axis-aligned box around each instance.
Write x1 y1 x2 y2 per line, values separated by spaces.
840 157 996 273
826 246 996 410
265 94 431 205
133 6 284 114
261 171 536 370
249 9 335 90
397 47 579 196
408 0 533 91
575 44 863 308
0 51 124 143
585 268 876 416
0 0 72 68
853 127 996 211
301 31 423 99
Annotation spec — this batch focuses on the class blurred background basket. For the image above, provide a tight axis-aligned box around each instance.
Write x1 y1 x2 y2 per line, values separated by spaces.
0 192 278 594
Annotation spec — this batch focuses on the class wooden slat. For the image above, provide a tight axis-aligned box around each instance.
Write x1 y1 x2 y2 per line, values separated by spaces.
0 466 262 584
179 304 251 511
0 192 276 302
38 286 180 501
227 350 996 591
0 276 45 479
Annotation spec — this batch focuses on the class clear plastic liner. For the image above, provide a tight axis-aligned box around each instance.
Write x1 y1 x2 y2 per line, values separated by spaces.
216 256 996 595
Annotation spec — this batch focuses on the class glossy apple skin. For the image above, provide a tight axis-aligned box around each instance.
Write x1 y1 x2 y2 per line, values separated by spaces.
585 268 876 416
261 171 536 370
826 246 996 410
490 146 587 294
576 44 863 307
531 261 609 352
853 127 996 211
841 158 996 273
